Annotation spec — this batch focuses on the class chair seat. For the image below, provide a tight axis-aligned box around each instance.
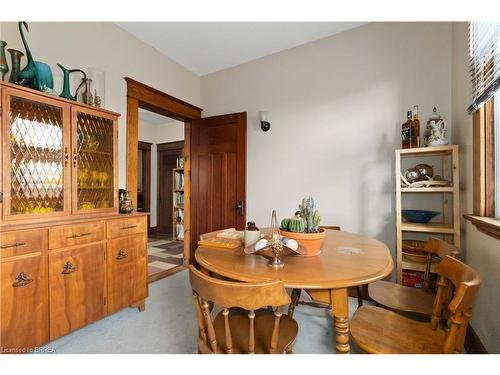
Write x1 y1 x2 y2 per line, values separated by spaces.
350 306 446 354
368 281 435 316
198 312 298 354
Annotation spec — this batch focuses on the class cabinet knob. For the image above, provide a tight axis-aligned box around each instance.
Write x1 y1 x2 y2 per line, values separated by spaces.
62 261 77 274
12 272 33 287
116 249 128 260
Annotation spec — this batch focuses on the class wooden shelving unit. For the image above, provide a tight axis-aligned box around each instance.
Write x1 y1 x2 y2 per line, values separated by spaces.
395 145 460 284
173 167 184 241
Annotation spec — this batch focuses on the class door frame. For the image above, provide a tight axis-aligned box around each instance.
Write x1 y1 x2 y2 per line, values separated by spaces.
125 77 202 265
157 140 184 238
137 141 152 230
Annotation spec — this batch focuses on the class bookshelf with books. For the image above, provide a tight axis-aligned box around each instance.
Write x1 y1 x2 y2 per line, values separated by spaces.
173 167 184 240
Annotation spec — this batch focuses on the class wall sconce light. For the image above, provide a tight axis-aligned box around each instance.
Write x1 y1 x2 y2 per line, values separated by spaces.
259 111 271 132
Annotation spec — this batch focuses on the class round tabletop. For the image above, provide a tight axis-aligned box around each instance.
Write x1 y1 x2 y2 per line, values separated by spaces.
195 229 393 289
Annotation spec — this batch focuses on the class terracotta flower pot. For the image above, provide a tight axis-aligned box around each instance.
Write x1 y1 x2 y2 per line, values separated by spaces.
280 229 326 256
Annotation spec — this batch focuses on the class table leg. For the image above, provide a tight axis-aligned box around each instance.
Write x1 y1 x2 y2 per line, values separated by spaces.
288 288 301 318
331 288 350 354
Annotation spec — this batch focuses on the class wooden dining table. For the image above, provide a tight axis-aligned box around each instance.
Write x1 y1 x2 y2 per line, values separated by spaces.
195 229 393 354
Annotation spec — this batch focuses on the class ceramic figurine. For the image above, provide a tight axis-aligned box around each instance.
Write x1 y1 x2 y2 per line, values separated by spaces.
8 49 24 84
424 107 448 146
0 40 9 81
16 22 54 92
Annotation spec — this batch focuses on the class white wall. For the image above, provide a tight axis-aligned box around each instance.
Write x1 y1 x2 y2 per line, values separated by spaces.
138 116 184 227
0 22 200 188
201 22 453 263
452 22 500 353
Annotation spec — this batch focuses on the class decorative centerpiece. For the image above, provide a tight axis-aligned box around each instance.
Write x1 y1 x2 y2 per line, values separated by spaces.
244 210 303 268
280 196 326 256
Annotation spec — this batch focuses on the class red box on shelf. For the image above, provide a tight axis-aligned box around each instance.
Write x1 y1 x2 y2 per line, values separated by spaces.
402 269 424 288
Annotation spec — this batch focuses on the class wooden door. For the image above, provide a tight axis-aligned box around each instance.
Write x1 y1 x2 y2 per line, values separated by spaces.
106 234 148 314
71 106 118 214
157 141 184 236
0 254 48 352
190 112 246 257
49 243 106 340
1 87 71 220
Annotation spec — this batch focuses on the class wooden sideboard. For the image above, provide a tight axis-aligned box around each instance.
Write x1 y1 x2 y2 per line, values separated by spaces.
0 82 148 353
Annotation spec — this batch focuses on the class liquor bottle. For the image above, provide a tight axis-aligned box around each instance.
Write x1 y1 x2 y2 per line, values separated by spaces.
401 110 413 149
413 105 420 147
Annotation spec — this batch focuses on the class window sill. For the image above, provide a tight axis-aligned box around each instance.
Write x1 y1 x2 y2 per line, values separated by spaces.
464 214 500 240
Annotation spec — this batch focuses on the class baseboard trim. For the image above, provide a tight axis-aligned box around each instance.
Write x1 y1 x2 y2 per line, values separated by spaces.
148 265 185 283
465 324 488 354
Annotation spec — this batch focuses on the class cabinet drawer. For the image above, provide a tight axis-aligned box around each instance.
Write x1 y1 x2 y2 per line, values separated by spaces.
49 222 105 249
107 234 148 313
107 216 146 239
0 229 47 259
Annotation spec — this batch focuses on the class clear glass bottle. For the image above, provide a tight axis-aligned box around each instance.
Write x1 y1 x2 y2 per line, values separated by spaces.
413 105 420 147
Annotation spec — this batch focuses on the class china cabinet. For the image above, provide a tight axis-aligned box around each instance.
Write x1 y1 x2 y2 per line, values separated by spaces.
0 82 148 354
1 84 118 220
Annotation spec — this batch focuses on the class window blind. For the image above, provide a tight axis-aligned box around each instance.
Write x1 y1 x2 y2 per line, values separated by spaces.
468 22 500 113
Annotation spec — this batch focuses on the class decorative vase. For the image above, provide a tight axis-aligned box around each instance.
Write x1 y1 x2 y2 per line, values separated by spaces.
279 228 326 256
57 63 86 101
424 107 449 146
0 40 9 81
16 22 54 92
7 49 24 84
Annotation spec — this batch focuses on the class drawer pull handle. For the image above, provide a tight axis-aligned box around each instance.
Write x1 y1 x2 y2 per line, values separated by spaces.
12 272 33 287
67 232 91 239
62 261 77 274
120 225 137 230
0 242 26 249
116 249 128 260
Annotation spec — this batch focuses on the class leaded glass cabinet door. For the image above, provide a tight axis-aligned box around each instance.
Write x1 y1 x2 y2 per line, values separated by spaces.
71 106 118 214
1 88 71 219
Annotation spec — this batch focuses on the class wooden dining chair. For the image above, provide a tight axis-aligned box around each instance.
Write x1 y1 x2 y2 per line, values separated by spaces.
287 225 365 316
350 256 481 353
189 265 298 354
368 237 460 317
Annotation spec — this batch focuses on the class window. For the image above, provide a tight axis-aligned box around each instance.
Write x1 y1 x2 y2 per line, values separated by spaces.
496 92 500 218
465 23 500 240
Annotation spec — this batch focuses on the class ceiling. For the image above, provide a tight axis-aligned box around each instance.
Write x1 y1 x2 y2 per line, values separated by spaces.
116 22 365 75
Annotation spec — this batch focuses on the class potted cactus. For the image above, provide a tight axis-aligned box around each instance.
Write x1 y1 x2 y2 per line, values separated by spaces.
280 196 326 256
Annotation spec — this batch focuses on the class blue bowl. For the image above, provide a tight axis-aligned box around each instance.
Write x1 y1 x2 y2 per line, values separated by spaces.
402 209 440 223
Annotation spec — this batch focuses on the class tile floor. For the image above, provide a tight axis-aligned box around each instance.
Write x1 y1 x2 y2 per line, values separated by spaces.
148 237 184 279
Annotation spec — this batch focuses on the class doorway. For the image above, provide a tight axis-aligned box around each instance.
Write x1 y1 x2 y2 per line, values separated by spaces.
136 108 185 281
125 78 247 272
